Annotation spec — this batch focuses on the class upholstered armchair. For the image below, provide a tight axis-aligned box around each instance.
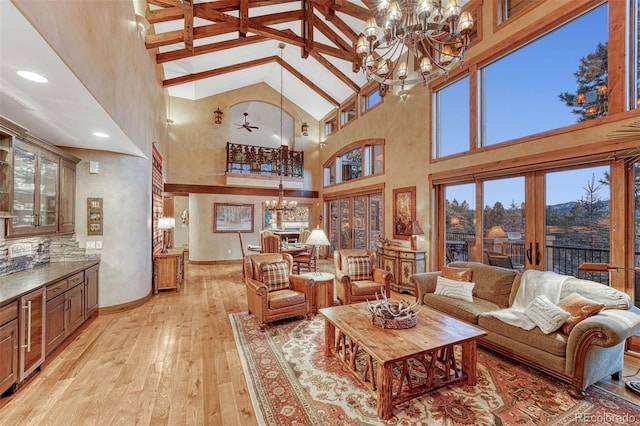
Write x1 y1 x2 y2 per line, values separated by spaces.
334 249 393 305
244 253 315 330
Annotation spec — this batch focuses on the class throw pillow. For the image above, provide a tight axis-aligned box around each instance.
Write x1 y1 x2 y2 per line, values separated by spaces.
346 255 371 281
434 276 475 302
523 295 571 334
260 260 290 291
557 292 605 334
442 265 473 282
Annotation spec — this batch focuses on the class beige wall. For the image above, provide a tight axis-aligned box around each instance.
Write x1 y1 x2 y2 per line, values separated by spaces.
13 0 168 307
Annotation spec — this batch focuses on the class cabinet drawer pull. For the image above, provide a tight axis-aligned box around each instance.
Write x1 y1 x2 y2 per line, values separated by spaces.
21 301 32 351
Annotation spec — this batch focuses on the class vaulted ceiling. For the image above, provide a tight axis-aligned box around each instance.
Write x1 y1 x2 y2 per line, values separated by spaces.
145 0 376 120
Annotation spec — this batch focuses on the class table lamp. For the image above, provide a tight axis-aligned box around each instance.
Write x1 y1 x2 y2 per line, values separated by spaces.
410 220 423 251
158 217 175 253
304 227 330 274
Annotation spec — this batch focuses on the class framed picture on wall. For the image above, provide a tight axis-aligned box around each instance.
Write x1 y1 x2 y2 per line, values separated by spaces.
214 203 254 233
392 187 415 240
87 197 103 236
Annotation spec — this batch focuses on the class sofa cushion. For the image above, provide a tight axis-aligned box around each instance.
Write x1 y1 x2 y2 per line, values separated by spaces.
524 295 571 334
560 278 631 309
251 254 286 280
422 293 500 325
442 265 472 282
268 289 305 309
435 276 475 302
351 280 384 296
261 261 290 291
478 314 568 357
557 292 605 334
450 261 517 308
347 256 372 281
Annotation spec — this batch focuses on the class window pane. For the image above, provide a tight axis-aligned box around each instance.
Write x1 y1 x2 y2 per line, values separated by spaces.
482 177 525 269
444 183 475 263
435 77 470 158
362 89 382 112
341 102 356 125
340 148 362 182
371 144 383 174
324 117 336 137
545 166 610 279
483 4 608 146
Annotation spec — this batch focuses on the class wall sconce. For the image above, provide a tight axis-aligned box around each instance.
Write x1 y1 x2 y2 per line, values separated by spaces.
301 122 308 136
213 108 223 124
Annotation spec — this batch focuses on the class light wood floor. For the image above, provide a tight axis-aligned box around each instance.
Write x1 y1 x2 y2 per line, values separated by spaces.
1 261 639 425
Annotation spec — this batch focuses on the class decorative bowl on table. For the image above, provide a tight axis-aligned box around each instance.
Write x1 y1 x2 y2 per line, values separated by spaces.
366 296 418 329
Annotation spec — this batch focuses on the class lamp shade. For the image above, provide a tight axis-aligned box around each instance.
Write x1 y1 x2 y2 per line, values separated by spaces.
158 217 175 230
305 228 330 246
487 225 507 238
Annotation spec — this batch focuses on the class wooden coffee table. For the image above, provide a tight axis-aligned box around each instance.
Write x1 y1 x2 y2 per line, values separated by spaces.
319 303 487 420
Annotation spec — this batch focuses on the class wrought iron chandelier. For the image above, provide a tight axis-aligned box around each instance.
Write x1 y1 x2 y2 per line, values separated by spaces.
265 43 297 217
356 0 474 92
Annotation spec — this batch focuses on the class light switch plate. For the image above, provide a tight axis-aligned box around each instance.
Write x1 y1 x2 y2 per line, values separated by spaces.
96 241 102 249
86 241 96 249
89 161 99 174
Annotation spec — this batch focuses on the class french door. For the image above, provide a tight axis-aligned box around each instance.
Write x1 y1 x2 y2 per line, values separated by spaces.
326 190 383 255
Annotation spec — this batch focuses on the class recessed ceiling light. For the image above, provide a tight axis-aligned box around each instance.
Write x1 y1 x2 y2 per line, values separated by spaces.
17 70 48 83
92 132 110 138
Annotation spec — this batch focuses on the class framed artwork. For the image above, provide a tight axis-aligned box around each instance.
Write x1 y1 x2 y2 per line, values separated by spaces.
87 197 103 236
214 203 254 233
393 186 415 240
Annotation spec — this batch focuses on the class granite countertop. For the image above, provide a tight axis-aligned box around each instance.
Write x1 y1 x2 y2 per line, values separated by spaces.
0 260 99 305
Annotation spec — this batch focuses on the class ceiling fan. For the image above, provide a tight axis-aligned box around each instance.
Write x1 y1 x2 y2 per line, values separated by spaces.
234 112 259 132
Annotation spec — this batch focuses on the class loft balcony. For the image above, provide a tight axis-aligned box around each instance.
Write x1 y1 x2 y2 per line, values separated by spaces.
225 142 304 189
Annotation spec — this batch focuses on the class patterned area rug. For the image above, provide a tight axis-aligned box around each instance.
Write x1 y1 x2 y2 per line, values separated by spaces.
230 313 640 425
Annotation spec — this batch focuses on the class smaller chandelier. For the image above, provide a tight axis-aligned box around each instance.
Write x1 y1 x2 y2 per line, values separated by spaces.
356 0 474 90
265 182 297 213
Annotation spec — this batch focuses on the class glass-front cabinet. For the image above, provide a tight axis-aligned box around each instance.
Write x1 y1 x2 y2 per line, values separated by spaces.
8 139 58 236
0 130 12 216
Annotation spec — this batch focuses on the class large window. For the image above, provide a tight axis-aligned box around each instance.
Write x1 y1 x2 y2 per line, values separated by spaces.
323 141 384 186
482 4 608 146
433 77 469 158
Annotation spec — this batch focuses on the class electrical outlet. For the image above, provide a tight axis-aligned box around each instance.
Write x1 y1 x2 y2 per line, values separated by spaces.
96 241 102 249
86 241 96 249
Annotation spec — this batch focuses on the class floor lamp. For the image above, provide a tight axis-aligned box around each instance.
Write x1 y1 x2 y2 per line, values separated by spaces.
304 228 330 275
578 262 640 396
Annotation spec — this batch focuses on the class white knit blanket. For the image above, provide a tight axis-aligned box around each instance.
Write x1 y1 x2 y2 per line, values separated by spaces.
487 269 570 330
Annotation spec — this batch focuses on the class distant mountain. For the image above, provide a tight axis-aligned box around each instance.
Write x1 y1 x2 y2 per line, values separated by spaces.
547 200 610 216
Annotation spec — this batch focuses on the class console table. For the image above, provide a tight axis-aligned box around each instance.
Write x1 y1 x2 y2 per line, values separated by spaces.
376 246 426 295
153 248 185 294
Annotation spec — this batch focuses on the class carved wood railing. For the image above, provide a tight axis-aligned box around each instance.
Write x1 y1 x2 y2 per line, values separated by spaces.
226 142 304 178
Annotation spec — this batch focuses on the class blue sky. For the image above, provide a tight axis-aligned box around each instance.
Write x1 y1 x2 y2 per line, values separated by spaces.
444 4 610 208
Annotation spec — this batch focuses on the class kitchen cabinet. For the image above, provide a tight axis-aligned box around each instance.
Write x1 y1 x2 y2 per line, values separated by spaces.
7 139 59 236
0 130 12 216
0 302 18 395
377 246 426 295
45 272 85 356
84 264 99 319
58 158 76 234
19 287 45 382
153 248 185 293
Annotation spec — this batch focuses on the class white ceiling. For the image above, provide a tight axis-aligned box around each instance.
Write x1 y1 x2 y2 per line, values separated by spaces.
0 1 144 156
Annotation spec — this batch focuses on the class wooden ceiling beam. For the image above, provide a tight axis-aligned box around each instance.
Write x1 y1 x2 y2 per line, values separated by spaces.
239 0 249 36
316 5 360 43
145 30 184 49
313 0 373 21
310 51 360 92
147 0 184 8
302 0 314 58
147 7 184 24
163 56 278 87
183 0 194 55
157 35 267 63
276 56 339 106
313 14 351 52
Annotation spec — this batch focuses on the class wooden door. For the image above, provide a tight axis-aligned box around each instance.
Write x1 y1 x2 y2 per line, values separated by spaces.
45 295 66 356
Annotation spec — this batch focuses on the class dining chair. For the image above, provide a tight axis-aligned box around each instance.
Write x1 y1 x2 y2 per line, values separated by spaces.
292 244 317 273
237 231 247 278
261 234 281 253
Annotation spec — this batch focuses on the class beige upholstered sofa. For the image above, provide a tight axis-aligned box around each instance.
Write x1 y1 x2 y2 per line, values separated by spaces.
410 261 640 398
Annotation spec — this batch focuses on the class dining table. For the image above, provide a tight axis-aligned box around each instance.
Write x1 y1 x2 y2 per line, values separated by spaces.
246 244 309 255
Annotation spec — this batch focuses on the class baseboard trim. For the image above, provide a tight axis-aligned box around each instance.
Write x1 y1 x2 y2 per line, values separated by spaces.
189 259 242 265
99 291 152 315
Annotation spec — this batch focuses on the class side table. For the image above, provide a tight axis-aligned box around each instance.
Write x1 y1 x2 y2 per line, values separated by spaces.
300 272 335 314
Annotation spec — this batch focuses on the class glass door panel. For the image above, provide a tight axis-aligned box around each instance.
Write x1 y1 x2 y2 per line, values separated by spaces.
353 196 366 249
328 200 339 251
544 166 610 277
339 198 351 249
368 194 383 251
444 183 475 263
39 155 58 228
12 144 37 229
482 177 525 268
